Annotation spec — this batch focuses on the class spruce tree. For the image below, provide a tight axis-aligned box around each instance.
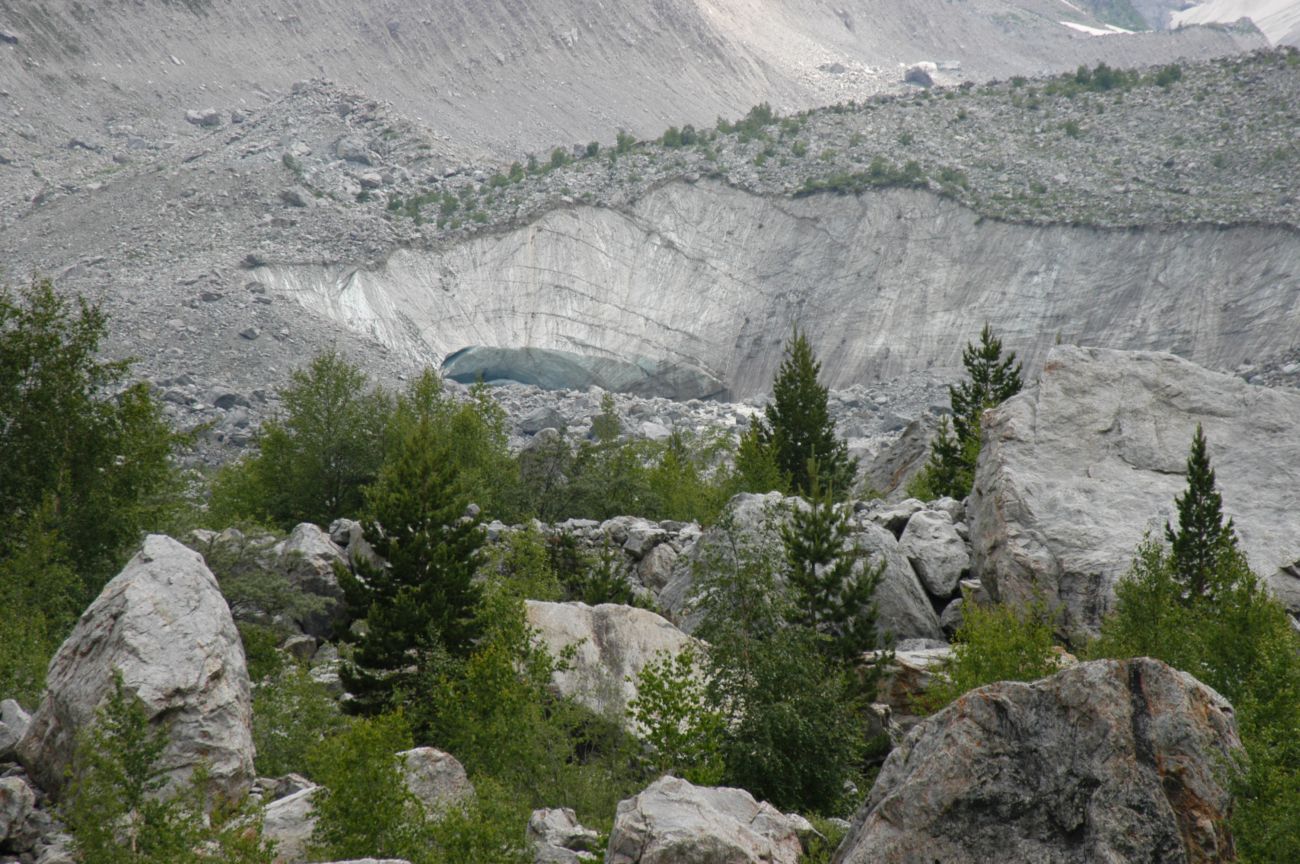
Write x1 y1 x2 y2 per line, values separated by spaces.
912 324 1021 500
339 411 485 716
781 462 883 662
950 323 1023 445
755 329 856 498
1165 424 1237 601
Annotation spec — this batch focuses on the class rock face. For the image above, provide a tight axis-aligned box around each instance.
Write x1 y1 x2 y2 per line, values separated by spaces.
607 775 804 864
524 601 700 721
970 346 1300 634
17 535 254 801
833 658 1240 864
259 184 1300 400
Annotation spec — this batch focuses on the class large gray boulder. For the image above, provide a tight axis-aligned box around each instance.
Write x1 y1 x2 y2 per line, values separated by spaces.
849 521 945 645
971 346 1300 635
0 776 36 849
834 658 1239 864
897 509 969 598
262 786 317 864
17 536 254 801
525 601 700 722
607 775 804 864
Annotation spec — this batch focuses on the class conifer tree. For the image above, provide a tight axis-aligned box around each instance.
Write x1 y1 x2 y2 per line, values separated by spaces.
781 460 883 662
338 408 485 716
1165 424 1237 601
911 324 1021 500
754 329 856 498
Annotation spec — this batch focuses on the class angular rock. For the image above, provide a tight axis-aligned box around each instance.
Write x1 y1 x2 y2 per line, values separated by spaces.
262 786 317 864
862 415 937 500
17 536 254 802
0 699 31 761
636 542 678 592
865 498 926 537
399 747 473 816
0 776 35 848
834 658 1240 864
528 807 601 862
274 522 348 636
519 406 568 434
897 509 969 598
850 522 945 645
184 108 222 127
970 347 1300 634
525 601 700 721
607 775 803 864
903 62 935 87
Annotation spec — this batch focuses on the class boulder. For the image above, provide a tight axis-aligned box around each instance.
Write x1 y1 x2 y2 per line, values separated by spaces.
17 536 254 802
262 786 317 864
849 522 945 645
833 658 1240 864
903 62 936 87
184 108 222 127
861 415 937 499
274 523 348 636
398 747 473 816
970 347 1300 634
897 510 969 598
528 807 601 863
519 406 568 434
607 775 803 864
0 699 31 761
636 543 678 591
0 776 35 848
524 601 700 722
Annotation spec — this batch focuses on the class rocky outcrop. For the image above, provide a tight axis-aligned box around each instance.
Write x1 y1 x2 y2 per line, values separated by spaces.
528 808 601 863
524 601 701 721
833 658 1240 864
607 775 806 864
17 535 255 801
970 346 1300 634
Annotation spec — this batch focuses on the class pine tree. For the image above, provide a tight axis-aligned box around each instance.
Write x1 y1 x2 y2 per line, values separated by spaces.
912 324 1021 500
1165 424 1237 602
338 410 486 716
781 460 883 662
754 329 856 498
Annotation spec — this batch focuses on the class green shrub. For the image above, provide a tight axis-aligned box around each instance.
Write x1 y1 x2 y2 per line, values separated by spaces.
64 673 274 864
627 645 726 785
309 713 424 860
252 663 347 778
924 597 1060 712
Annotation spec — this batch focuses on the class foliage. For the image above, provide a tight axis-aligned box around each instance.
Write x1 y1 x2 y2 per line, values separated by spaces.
232 349 391 529
1090 431 1300 862
338 390 486 715
781 465 883 662
802 816 850 864
1 278 183 588
236 622 285 683
1165 424 1238 601
252 662 348 778
748 329 855 498
308 712 425 861
63 673 274 864
417 575 641 826
924 596 1060 712
644 429 734 523
691 511 871 814
627 645 726 785
913 324 1021 499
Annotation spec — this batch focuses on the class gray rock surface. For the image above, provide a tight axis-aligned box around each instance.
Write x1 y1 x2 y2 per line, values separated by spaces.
834 658 1240 864
398 747 473 817
17 535 254 801
849 522 946 645
262 786 317 864
897 509 969 598
524 602 701 722
607 775 804 864
0 700 31 762
0 776 36 849
970 346 1300 634
528 807 601 863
